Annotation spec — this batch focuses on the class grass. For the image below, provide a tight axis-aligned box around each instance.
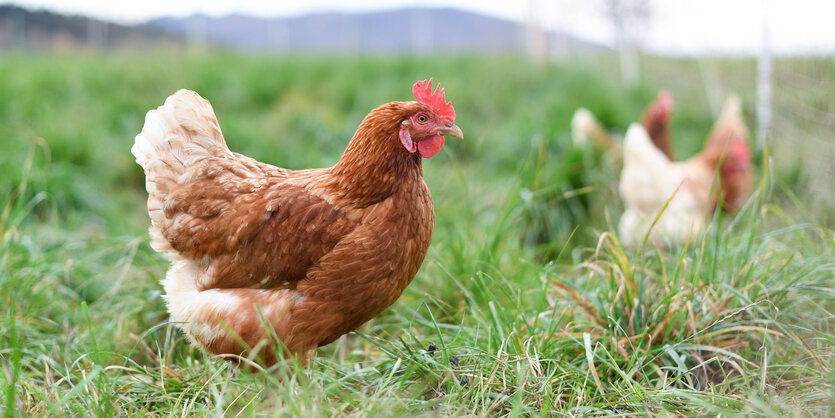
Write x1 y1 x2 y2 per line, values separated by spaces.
1 51 833 416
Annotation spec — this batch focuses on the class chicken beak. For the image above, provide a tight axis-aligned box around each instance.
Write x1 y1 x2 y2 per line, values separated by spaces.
438 123 464 139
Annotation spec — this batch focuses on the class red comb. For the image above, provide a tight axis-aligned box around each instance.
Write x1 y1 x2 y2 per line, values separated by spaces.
412 78 456 123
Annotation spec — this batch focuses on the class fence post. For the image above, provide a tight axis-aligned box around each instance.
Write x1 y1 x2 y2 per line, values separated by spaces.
756 0 772 150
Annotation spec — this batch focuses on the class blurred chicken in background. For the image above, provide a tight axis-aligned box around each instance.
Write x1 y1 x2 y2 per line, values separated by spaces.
617 95 753 248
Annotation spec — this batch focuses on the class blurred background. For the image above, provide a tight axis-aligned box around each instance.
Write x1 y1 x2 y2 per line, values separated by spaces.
1 0 833 252
1 0 833 242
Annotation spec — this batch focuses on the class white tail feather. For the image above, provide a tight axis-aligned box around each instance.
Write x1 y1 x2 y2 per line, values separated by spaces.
571 108 595 145
132 89 228 174
719 94 742 123
132 89 231 249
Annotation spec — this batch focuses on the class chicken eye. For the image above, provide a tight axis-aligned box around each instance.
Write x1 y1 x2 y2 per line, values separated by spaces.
416 114 429 124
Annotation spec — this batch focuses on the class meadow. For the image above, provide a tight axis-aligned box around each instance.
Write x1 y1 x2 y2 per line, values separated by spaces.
0 51 833 416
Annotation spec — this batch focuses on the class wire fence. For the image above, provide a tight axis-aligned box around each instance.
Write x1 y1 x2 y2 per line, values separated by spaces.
771 59 835 215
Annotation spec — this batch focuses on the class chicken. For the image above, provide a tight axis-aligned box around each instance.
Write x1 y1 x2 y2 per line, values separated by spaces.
570 91 675 159
131 79 463 366
617 95 752 248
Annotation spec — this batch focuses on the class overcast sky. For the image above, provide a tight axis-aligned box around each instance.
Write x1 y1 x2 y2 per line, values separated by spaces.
10 0 835 55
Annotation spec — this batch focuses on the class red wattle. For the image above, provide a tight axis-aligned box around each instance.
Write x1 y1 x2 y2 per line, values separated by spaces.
418 135 445 158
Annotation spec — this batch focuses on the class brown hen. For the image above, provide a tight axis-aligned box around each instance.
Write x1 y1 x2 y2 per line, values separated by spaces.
132 80 463 366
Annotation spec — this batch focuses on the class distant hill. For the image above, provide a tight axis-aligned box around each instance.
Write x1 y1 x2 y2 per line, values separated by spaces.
0 4 179 50
0 5 602 54
150 8 602 54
